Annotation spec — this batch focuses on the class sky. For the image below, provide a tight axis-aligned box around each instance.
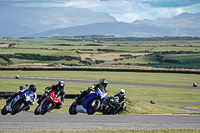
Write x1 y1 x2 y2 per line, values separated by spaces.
1 0 200 23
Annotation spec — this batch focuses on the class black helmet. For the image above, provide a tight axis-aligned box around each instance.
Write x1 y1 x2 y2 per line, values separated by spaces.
99 78 108 89
58 81 65 89
29 84 36 92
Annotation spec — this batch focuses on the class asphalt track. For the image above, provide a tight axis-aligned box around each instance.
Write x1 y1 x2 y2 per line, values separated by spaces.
0 76 200 131
0 112 200 132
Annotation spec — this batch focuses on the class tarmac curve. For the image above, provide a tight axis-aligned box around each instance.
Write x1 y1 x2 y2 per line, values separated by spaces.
0 112 200 132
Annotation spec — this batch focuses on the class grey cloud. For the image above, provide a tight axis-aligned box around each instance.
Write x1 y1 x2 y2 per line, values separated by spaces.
143 0 200 7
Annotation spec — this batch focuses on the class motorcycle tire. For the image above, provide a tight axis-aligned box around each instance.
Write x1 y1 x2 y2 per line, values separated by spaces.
1 106 8 115
11 101 25 115
41 101 53 115
87 99 101 115
34 105 40 115
102 105 111 115
69 102 78 115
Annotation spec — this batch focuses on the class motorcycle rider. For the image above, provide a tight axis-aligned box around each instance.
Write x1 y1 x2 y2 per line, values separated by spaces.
6 84 37 110
37 81 65 109
110 89 126 113
75 78 108 105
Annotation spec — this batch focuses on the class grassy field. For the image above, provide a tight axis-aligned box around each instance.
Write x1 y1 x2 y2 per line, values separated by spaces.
0 70 199 86
0 71 199 114
0 48 78 57
1 36 200 70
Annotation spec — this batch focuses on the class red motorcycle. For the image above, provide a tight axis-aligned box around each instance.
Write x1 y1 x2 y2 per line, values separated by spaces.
34 92 60 115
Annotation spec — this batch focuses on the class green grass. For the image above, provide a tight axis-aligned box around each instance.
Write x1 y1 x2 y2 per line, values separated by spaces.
107 55 159 64
106 46 154 52
153 46 200 52
10 58 80 65
1 41 200 69
1 129 200 133
15 44 104 51
163 54 200 63
0 70 198 86
0 48 78 57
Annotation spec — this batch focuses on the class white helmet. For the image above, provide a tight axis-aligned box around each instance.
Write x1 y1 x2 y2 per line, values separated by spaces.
120 89 125 95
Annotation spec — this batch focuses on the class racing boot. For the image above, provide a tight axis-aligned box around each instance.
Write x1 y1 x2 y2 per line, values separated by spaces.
6 97 11 105
37 94 45 104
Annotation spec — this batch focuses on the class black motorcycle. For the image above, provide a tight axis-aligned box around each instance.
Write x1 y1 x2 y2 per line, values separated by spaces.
102 97 125 115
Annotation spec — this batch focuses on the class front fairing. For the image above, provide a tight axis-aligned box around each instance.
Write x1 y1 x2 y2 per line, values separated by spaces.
23 90 34 104
82 88 107 109
7 91 33 112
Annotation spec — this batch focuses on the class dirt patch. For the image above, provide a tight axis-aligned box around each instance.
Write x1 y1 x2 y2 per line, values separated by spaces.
0 44 9 47
79 52 150 61
13 63 49 66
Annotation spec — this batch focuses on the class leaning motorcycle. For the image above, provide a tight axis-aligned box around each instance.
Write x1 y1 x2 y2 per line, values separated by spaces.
102 97 124 115
69 88 107 115
34 91 60 115
1 90 35 115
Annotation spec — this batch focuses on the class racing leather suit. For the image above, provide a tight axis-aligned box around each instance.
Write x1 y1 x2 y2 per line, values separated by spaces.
113 93 126 112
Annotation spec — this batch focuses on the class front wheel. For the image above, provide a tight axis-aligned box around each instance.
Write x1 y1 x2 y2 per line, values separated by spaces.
102 105 111 115
11 101 25 115
69 102 77 115
1 106 8 115
41 101 53 115
87 99 101 115
34 105 40 115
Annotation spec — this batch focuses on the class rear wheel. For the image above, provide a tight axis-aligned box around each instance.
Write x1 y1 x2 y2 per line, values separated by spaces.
87 99 101 115
69 102 77 115
1 106 8 115
41 101 53 115
11 101 25 115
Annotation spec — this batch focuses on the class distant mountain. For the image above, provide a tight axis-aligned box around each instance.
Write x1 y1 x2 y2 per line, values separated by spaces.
0 4 116 37
0 17 35 37
31 12 200 37
31 22 172 37
0 4 199 37
131 12 200 36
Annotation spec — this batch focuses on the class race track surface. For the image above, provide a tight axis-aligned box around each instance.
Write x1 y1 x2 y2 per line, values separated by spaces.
0 112 200 132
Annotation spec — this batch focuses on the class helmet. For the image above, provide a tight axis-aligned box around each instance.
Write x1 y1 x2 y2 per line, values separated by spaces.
120 89 125 96
29 84 36 92
58 81 65 89
99 78 108 89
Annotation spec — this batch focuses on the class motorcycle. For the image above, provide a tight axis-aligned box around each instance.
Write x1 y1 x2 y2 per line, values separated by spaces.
1 90 35 115
34 91 60 115
102 97 125 115
69 88 107 115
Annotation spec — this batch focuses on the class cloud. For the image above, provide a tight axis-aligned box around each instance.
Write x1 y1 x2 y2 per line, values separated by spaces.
1 0 200 23
143 0 200 7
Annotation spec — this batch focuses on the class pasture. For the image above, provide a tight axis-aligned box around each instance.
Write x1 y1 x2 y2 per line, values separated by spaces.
0 36 200 69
